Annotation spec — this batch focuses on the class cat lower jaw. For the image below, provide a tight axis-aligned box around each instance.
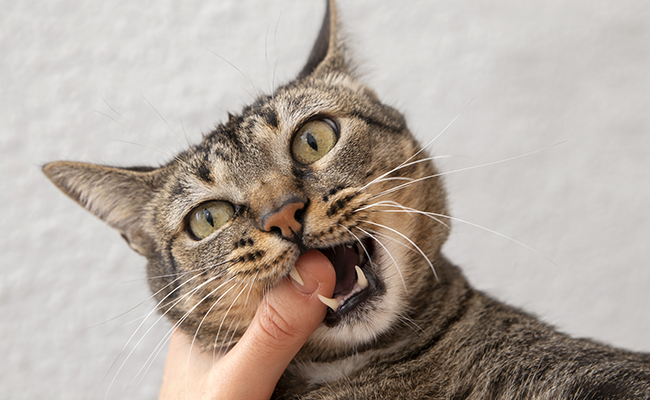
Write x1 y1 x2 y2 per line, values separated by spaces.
322 265 374 326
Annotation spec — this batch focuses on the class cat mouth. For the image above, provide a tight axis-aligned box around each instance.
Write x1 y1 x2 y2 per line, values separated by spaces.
316 239 379 326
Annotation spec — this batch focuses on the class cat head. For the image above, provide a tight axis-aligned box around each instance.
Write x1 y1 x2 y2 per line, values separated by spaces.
44 0 449 358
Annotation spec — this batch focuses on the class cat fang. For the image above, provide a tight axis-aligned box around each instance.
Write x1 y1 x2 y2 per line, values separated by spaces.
288 238 375 322
42 0 650 398
314 240 374 324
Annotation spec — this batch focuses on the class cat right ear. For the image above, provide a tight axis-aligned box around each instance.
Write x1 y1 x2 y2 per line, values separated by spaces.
298 0 352 79
43 161 160 257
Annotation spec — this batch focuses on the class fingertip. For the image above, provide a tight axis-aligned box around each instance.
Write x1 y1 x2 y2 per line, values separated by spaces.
292 249 336 298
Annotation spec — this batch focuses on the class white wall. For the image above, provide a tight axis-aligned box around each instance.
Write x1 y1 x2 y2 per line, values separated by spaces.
1 0 648 398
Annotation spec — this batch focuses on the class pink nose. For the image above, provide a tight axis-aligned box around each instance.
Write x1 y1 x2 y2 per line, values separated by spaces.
262 202 305 239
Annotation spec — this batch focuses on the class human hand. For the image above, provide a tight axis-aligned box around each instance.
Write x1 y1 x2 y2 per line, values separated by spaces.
159 249 336 400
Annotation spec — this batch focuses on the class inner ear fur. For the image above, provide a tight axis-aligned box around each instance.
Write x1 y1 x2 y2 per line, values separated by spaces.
43 161 161 257
298 0 352 79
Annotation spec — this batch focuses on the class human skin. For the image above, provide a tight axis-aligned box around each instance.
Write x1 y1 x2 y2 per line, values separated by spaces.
159 250 336 400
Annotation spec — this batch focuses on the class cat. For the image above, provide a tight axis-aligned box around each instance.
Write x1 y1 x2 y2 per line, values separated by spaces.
43 0 650 398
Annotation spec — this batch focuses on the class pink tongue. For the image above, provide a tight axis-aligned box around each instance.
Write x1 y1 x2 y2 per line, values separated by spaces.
320 246 358 297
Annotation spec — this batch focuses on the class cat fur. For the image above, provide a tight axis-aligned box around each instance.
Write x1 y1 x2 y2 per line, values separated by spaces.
43 1 650 398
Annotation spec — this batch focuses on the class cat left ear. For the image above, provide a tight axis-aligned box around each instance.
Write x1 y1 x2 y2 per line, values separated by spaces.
43 161 161 257
298 0 352 79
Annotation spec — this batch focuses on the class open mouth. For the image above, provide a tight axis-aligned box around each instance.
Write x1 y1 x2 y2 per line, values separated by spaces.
316 238 378 326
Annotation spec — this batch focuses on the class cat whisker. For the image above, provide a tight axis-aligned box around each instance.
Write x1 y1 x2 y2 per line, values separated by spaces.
204 47 261 100
211 280 252 361
224 317 243 357
104 275 204 393
103 274 200 397
364 203 557 266
366 176 415 185
185 281 248 395
106 273 237 396
86 272 190 331
103 313 150 337
212 271 259 360
103 271 207 384
147 258 234 280
201 280 247 361
269 12 283 97
93 110 131 131
141 95 187 148
396 312 425 334
99 94 129 122
355 155 450 194
191 279 246 357
355 99 473 196
404 98 474 165
366 228 421 259
265 25 271 93
178 116 192 148
360 220 437 281
107 138 193 171
242 271 259 310
152 273 219 314
126 276 240 393
423 211 558 267
357 200 450 229
370 142 567 201
353 225 407 292
337 224 375 271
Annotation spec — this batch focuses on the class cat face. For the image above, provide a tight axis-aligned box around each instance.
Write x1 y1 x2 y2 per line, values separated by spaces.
43 0 449 358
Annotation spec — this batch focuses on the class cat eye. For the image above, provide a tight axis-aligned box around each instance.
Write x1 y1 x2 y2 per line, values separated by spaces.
291 119 338 164
188 201 234 240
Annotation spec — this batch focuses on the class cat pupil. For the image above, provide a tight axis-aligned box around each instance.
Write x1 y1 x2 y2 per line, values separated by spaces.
203 209 214 227
306 132 318 151
40 1 650 397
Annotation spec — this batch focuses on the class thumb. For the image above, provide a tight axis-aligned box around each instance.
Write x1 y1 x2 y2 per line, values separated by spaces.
206 249 336 399
246 249 337 355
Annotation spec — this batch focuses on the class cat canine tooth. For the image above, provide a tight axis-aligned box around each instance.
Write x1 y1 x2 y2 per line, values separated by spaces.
317 294 339 312
289 265 304 286
355 265 368 289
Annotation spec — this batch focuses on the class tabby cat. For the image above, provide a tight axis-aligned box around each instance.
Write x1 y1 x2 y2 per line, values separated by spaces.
44 1 650 398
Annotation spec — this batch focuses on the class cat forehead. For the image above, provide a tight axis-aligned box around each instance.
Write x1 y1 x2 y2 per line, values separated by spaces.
237 74 366 137
163 78 355 191
184 74 367 165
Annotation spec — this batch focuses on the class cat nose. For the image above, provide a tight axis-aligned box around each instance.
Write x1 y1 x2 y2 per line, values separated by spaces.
262 200 306 240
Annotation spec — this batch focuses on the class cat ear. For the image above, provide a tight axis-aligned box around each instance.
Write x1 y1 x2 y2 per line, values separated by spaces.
298 0 351 78
43 161 160 257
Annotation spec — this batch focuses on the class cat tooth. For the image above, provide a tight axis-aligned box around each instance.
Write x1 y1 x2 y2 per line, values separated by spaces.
355 265 368 289
317 294 339 312
289 265 304 286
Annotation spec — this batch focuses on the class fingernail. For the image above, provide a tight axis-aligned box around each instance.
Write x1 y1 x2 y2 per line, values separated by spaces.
289 250 335 296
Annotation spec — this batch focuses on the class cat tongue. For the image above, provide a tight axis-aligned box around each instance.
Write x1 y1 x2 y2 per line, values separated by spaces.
320 245 358 297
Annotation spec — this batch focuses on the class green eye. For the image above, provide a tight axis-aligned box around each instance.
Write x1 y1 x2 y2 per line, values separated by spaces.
188 201 234 240
291 119 338 164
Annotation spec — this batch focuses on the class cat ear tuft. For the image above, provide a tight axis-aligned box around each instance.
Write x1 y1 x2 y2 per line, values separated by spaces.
43 161 159 257
298 0 351 79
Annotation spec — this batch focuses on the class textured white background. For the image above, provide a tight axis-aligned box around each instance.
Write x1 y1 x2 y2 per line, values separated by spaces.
1 0 649 398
